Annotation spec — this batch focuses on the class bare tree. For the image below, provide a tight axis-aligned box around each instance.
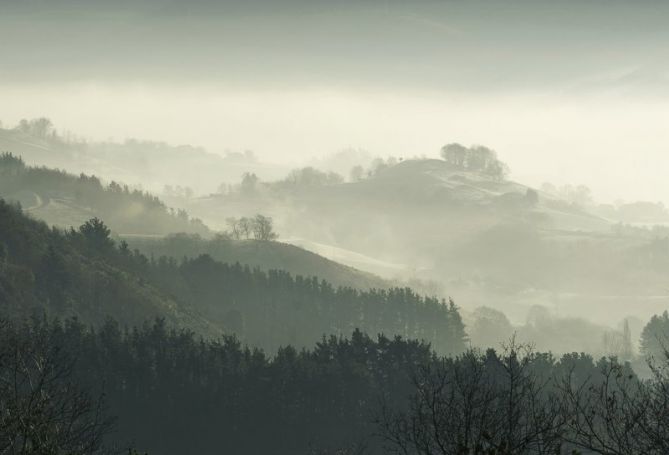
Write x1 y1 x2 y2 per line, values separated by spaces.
238 217 253 239
252 214 278 241
226 217 242 240
0 320 114 455
378 340 565 455
559 355 669 455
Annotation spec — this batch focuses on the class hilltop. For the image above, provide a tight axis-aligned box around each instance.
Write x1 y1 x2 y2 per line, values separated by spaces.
184 157 613 266
179 157 669 329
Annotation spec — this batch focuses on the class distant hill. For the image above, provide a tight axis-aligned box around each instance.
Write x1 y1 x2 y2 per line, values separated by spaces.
0 123 289 194
0 153 210 236
184 158 613 270
178 158 669 329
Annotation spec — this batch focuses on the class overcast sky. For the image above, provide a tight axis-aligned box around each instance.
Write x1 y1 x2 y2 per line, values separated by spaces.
1 0 668 202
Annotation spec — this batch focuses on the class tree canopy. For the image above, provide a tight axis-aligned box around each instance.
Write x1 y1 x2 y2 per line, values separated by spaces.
440 143 509 181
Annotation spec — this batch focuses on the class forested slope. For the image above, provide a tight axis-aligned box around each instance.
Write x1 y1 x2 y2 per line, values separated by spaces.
0 152 392 291
0 199 467 353
0 152 209 236
129 233 390 290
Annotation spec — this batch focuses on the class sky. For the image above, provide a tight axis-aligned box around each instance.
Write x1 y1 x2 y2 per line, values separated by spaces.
1 0 668 202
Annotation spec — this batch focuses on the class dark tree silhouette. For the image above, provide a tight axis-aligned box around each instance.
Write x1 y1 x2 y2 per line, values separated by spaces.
0 320 113 454
379 340 566 455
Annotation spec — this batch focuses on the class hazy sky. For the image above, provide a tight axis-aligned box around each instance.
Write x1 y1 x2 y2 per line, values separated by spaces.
1 0 668 202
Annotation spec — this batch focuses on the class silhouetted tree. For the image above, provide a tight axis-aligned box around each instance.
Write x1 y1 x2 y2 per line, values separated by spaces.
440 143 508 181
441 143 468 168
78 218 114 253
252 214 278 241
525 189 539 207
349 165 365 182
240 172 259 195
0 319 113 454
379 340 566 455
640 311 669 360
558 355 669 455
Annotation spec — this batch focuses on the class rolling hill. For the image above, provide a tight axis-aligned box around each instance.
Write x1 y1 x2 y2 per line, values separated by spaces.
178 158 669 328
0 152 392 291
0 199 466 353
127 233 391 291
0 123 289 195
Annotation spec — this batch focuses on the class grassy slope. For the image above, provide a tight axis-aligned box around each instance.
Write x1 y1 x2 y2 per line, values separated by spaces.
127 235 391 290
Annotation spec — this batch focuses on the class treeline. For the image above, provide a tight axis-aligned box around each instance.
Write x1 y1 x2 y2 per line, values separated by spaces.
380 342 669 455
219 157 405 198
143 254 467 353
225 214 278 240
0 199 210 333
127 232 389 291
0 199 467 353
4 316 669 454
0 152 208 236
440 143 509 181
1 318 429 454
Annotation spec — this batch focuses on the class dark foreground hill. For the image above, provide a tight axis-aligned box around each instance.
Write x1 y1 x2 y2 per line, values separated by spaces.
0 199 467 353
3 316 650 455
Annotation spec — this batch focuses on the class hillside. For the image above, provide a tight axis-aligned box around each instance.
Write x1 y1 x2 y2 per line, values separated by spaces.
177 158 669 328
184 158 613 267
0 152 391 291
0 152 210 236
0 199 215 335
0 200 467 353
127 233 391 290
0 124 289 194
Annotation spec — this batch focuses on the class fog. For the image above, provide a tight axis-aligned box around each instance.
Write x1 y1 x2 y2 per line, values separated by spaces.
2 0 669 353
5 2 669 452
2 0 669 202
3 84 669 202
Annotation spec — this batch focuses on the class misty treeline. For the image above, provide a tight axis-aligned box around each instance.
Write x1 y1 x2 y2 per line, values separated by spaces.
0 152 208 236
1 118 271 197
540 181 669 223
217 155 405 198
4 117 92 152
125 231 389 291
0 198 466 354
218 145 490 198
225 214 278 240
12 117 60 141
4 316 669 455
440 143 509 181
466 306 640 360
218 167 346 198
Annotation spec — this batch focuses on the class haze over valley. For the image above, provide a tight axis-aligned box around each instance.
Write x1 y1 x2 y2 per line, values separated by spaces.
2 1 669 454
